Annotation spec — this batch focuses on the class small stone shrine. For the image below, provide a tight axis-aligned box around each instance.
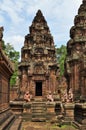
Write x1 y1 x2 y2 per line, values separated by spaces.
18 10 58 100
10 1 86 128
65 0 86 129
10 10 62 122
65 0 86 102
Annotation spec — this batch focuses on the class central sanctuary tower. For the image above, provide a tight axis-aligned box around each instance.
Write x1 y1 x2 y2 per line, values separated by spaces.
18 10 58 100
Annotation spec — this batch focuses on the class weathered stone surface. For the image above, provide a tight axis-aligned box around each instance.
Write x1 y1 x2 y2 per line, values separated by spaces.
18 10 59 101
10 87 18 101
10 11 61 123
0 27 22 130
64 103 75 123
65 0 86 102
74 103 86 124
64 1 86 129
10 100 24 114
0 27 14 111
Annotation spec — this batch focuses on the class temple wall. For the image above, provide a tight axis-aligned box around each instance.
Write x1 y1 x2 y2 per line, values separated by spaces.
0 26 14 113
10 87 18 101
0 71 9 111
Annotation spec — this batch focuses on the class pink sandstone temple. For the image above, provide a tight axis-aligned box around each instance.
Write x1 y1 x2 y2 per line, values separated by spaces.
0 0 86 129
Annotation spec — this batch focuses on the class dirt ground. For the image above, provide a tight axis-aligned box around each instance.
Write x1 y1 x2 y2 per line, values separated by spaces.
21 121 78 130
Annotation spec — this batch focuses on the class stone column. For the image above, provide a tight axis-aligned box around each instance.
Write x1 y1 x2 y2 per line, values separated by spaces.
63 103 75 124
73 62 80 101
46 102 56 121
81 76 86 101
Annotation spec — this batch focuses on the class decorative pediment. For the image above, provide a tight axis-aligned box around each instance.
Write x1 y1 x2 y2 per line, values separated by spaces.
35 47 44 54
33 62 46 74
34 65 45 74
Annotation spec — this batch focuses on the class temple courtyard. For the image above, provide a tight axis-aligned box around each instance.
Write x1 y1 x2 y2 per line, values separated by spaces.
21 121 78 130
0 0 86 130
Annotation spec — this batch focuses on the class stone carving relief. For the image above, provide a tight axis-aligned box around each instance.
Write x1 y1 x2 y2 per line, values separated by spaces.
21 70 28 92
75 43 81 51
28 66 33 76
62 88 73 103
35 23 44 30
34 65 45 74
25 52 28 59
49 71 57 93
15 76 20 86
35 48 44 54
18 10 58 99
36 34 41 43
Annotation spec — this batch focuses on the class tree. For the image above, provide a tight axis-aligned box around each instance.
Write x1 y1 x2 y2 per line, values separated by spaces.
2 40 6 50
2 41 20 86
56 45 67 76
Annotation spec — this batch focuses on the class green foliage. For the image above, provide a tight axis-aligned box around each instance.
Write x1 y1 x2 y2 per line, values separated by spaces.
2 41 20 87
61 125 77 129
56 45 67 76
3 43 19 61
10 70 18 86
2 40 6 50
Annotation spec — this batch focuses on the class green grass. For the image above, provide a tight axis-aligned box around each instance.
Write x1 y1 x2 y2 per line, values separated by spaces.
60 125 77 129
51 124 58 128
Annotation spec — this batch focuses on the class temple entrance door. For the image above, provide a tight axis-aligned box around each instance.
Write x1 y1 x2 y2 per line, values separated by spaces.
35 82 42 96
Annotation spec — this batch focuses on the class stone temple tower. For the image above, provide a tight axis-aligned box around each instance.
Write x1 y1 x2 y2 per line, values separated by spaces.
18 10 58 100
65 0 86 101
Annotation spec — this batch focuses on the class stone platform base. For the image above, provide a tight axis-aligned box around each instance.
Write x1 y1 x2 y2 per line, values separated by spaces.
10 100 62 123
74 103 86 130
0 108 22 130
73 121 86 130
62 103 75 125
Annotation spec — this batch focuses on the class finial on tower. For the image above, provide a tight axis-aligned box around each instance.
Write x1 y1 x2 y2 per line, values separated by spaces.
32 9 46 23
36 9 43 16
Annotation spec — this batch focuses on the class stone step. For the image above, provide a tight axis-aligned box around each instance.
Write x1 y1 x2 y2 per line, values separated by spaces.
0 110 13 125
32 112 46 116
9 117 22 130
31 103 46 112
32 117 46 122
31 103 46 109
31 107 46 110
31 102 47 121
31 103 46 107
22 114 32 121
34 98 43 102
31 106 46 108
31 106 46 109
32 109 46 113
32 108 46 110
0 115 15 130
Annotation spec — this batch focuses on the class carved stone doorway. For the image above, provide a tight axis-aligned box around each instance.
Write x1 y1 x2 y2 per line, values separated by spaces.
35 82 42 96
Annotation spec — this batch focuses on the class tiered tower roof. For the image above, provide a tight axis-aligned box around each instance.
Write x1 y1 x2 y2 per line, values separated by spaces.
24 9 54 49
67 0 86 54
65 0 86 101
19 9 56 66
18 10 58 98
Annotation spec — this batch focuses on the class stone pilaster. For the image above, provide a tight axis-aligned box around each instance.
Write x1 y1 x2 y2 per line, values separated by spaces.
63 103 75 124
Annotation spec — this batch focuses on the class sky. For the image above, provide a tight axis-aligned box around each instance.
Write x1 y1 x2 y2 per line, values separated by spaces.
0 0 82 53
